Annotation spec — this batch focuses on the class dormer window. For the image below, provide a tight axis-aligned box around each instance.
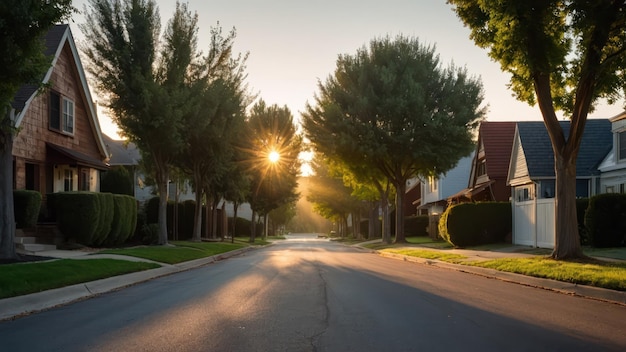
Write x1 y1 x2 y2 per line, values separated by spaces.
49 91 74 135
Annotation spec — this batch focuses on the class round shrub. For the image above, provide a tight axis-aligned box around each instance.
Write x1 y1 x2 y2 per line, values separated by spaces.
13 190 42 228
100 166 133 196
585 193 626 247
439 202 511 247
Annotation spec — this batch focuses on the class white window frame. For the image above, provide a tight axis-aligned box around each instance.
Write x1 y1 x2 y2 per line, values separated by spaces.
62 97 75 135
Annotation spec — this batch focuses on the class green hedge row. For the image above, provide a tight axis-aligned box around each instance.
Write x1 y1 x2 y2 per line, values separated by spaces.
13 190 42 228
405 215 429 237
439 202 511 247
585 193 626 247
52 192 137 246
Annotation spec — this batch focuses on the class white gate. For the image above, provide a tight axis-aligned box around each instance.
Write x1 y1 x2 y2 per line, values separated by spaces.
513 198 555 249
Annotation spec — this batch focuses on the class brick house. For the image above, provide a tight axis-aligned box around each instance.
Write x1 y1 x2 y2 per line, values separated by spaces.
11 24 108 200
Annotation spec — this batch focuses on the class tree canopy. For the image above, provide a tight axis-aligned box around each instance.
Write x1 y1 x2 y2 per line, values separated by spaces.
302 34 485 243
449 0 626 259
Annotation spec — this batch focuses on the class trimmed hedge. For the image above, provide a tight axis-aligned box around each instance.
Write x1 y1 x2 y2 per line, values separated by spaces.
100 165 133 196
439 202 511 247
405 215 429 237
54 192 136 247
13 190 42 228
585 193 626 247
55 192 101 245
576 198 590 245
229 216 251 237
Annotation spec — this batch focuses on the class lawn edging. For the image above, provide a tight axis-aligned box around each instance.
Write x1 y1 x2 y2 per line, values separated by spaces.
376 250 626 306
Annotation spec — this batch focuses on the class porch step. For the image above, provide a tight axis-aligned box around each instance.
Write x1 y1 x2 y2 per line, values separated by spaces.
16 242 57 254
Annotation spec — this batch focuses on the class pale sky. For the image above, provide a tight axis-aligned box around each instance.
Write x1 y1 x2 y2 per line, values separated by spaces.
71 0 625 139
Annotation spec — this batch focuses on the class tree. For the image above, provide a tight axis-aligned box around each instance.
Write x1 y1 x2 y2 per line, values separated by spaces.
174 24 249 242
0 0 73 260
448 0 626 259
302 35 484 243
245 100 301 241
81 0 197 245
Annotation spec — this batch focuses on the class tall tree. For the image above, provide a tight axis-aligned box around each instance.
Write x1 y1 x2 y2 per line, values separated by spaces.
81 0 196 244
0 0 73 260
302 35 484 243
448 0 626 259
245 100 301 241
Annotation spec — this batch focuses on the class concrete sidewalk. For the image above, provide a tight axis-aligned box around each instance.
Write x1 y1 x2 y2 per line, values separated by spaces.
354 240 626 306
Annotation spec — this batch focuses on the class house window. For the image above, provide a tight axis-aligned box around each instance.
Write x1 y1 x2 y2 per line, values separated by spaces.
606 185 615 193
429 176 438 193
49 91 74 134
515 186 534 202
64 169 75 191
619 131 626 161
477 160 486 176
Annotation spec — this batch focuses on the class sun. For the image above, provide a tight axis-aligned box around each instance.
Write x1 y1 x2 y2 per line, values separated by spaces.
268 150 280 163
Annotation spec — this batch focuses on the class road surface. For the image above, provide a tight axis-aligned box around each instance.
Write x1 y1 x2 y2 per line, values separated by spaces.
1 234 625 351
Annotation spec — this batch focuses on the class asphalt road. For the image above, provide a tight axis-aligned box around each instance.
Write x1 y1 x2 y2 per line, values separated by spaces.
1 234 625 351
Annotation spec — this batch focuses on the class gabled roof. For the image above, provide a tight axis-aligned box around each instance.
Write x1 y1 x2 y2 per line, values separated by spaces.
102 134 141 166
477 121 517 180
516 119 612 178
11 24 107 159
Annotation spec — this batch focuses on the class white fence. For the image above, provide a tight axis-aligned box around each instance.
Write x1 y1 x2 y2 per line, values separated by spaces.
512 198 555 248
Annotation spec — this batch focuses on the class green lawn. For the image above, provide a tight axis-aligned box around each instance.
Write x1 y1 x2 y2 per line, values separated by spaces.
0 259 160 299
100 241 245 264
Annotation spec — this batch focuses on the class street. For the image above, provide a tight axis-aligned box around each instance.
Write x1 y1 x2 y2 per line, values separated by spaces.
1 234 625 351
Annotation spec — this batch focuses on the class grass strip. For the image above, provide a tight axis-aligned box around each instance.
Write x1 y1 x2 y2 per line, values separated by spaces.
471 257 626 291
381 248 467 263
0 259 160 299
101 241 245 264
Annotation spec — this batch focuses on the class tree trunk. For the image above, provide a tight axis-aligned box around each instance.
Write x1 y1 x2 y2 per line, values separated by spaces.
211 197 219 239
263 213 268 240
0 129 17 260
552 153 583 259
380 196 391 244
191 187 203 242
156 172 169 245
232 201 239 243
368 202 378 240
394 179 407 243
250 209 256 242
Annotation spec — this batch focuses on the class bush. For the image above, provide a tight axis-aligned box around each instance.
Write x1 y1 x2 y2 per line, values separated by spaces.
55 192 101 245
439 202 511 247
405 215 429 237
13 190 42 228
576 198 590 245
105 194 136 246
100 166 133 196
585 193 626 247
229 216 251 237
145 196 160 225
93 193 114 245
140 223 160 245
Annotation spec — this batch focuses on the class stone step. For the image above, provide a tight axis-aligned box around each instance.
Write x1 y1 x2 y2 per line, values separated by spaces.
15 236 37 245
16 243 57 254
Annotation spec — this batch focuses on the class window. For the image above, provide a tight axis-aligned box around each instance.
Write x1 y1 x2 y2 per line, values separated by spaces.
64 169 74 191
515 186 534 202
429 176 438 193
619 131 626 161
477 160 486 176
49 91 74 134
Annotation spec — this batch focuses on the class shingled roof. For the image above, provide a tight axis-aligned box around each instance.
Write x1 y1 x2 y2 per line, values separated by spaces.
517 119 612 178
11 24 68 112
478 121 517 180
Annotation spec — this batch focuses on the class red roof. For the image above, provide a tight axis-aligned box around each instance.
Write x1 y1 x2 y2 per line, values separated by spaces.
477 121 517 181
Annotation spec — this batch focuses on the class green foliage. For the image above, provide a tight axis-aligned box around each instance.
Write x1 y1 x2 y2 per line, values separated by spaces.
405 215 429 237
13 190 41 228
228 217 251 236
302 35 484 242
140 223 160 245
100 166 134 196
105 194 137 246
439 202 511 247
93 193 114 245
245 100 302 217
576 198 590 245
585 194 626 248
145 196 160 224
55 192 101 246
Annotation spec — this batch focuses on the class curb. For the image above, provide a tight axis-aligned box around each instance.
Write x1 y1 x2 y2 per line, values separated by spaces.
0 245 258 321
377 251 626 306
